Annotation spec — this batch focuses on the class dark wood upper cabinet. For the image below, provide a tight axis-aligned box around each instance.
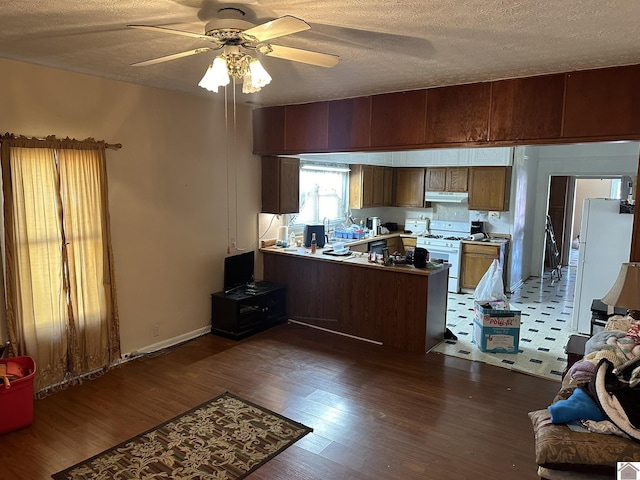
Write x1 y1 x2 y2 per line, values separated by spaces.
370 91 427 147
349 164 375 209
372 166 385 207
253 63 640 154
425 83 490 144
394 168 426 207
261 156 299 214
349 165 393 209
328 97 371 150
490 74 565 141
253 106 285 155
284 102 329 153
563 64 640 139
383 167 394 206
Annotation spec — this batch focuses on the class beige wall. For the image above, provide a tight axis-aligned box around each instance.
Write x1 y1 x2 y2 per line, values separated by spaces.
0 59 260 355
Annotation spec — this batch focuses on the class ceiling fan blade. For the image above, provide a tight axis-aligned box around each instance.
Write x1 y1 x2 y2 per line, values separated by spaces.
243 15 310 42
131 47 215 66
264 44 339 68
128 24 212 42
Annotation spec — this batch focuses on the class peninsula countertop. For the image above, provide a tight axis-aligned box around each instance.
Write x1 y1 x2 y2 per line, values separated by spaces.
260 245 450 277
261 245 449 353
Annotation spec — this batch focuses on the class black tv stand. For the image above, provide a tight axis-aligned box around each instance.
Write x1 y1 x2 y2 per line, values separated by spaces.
211 280 287 340
224 281 255 295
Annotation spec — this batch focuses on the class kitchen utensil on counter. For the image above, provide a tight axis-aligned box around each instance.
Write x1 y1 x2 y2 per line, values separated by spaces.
323 246 351 256
330 242 345 251
413 247 429 268
366 217 381 234
471 221 485 235
405 247 415 265
467 232 486 241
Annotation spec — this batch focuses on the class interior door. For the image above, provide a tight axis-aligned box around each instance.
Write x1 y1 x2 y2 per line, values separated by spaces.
547 176 569 266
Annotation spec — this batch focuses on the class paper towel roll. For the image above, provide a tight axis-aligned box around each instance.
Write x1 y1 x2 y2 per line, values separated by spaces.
468 233 486 241
277 225 289 243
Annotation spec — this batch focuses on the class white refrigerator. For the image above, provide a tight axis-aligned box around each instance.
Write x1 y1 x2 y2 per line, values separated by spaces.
572 198 633 334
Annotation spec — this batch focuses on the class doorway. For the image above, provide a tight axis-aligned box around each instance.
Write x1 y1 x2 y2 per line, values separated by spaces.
546 175 628 270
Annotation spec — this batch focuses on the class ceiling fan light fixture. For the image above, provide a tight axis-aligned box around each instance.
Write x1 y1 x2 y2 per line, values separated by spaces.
242 73 260 94
248 58 271 88
198 56 230 92
241 59 271 94
199 51 271 94
132 14 337 95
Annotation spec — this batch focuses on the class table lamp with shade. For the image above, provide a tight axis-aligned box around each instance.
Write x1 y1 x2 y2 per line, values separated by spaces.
601 262 640 320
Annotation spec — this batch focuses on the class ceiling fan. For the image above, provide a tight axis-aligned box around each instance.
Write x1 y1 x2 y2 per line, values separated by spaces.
128 7 339 93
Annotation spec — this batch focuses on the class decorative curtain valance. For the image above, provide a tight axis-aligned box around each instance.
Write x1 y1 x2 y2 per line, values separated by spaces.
0 133 121 151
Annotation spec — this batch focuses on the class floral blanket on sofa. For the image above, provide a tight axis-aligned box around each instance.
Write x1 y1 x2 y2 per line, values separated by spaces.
529 317 640 475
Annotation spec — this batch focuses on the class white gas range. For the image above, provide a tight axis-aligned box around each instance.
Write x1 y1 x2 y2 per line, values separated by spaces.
416 220 471 293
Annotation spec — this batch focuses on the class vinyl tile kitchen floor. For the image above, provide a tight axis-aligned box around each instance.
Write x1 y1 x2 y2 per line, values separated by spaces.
432 251 579 382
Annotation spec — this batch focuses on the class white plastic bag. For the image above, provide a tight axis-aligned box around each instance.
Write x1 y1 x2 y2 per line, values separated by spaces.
474 259 507 301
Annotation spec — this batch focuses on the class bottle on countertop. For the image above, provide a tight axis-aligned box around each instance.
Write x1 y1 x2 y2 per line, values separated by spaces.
289 231 296 247
311 232 317 253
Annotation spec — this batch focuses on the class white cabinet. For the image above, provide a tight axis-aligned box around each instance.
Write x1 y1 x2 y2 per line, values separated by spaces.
391 151 409 167
302 147 513 167
392 147 513 167
432 149 461 165
401 148 460 166
463 147 513 166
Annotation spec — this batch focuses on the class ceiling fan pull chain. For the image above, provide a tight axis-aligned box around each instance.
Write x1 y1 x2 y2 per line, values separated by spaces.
225 83 231 254
232 77 239 248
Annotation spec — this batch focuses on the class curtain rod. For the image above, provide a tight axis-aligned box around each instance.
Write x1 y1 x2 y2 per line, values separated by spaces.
106 143 122 150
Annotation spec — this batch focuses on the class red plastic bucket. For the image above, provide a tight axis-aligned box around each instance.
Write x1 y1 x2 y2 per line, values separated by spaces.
0 356 36 434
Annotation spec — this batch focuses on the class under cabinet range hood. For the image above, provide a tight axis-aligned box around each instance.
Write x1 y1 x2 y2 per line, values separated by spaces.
424 191 469 203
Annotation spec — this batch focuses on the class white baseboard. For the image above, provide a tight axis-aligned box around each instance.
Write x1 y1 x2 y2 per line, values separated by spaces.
122 326 211 358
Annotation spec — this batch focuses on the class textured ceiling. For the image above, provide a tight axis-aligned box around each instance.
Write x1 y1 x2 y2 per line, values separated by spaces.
1 0 640 108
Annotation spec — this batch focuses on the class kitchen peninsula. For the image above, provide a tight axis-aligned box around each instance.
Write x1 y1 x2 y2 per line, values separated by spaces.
261 246 449 353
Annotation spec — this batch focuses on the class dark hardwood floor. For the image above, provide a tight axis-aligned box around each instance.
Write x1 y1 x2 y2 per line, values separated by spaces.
0 323 559 479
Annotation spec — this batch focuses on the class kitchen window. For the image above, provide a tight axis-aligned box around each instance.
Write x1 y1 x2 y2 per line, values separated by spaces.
290 163 350 227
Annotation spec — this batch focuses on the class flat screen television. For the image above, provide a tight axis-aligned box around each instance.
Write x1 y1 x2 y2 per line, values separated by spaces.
223 251 255 293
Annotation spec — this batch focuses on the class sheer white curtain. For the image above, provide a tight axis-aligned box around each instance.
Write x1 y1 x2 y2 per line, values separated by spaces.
1 136 120 392
294 164 349 226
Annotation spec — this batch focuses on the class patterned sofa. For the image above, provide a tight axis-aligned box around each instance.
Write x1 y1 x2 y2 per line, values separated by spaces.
529 381 640 479
529 324 640 480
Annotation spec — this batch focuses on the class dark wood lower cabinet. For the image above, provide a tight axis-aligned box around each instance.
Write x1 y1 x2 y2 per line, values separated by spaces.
262 251 448 353
211 281 287 340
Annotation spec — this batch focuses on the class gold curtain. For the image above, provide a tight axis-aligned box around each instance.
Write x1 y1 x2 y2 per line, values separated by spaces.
0 135 120 392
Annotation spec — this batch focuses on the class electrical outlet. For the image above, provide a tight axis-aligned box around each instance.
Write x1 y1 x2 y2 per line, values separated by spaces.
489 211 500 220
152 324 160 337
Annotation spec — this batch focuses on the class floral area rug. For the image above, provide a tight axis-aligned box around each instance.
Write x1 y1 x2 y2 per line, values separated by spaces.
52 391 313 479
